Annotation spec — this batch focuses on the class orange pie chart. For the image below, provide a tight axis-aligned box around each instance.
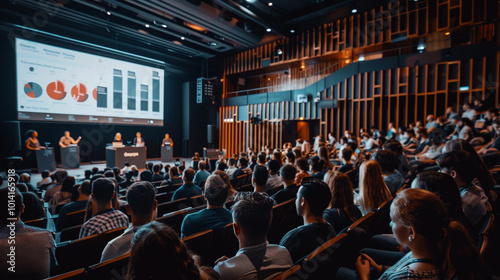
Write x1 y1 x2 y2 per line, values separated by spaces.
71 83 88 102
92 88 97 100
46 80 66 100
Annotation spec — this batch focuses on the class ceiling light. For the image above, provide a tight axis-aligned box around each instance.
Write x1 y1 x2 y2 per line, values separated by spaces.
351 8 358 13
181 36 185 40
266 27 272 32
277 49 282 55
290 29 295 33
106 11 111 16
145 24 150 28
162 24 167 28
268 2 273 6
358 54 365 61
209 41 218 46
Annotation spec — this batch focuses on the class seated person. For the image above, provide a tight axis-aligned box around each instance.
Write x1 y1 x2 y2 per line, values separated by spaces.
171 168 203 201
265 160 283 194
271 164 299 204
160 166 183 188
56 180 91 232
225 158 237 176
280 178 335 263
151 164 164 182
193 161 210 187
252 165 269 193
16 183 45 222
0 187 56 279
214 192 293 279
101 181 157 262
231 157 252 179
79 178 129 238
310 158 326 180
192 152 201 161
374 150 405 196
180 175 232 237
37 170 52 187
337 148 354 174
294 158 310 185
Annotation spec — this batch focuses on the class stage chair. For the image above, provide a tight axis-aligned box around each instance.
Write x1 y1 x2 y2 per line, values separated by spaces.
24 217 47 229
86 252 131 280
155 210 188 235
55 226 127 274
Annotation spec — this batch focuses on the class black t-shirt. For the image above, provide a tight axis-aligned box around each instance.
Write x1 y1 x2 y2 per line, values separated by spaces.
338 163 353 174
280 222 336 263
323 207 362 234
271 184 299 204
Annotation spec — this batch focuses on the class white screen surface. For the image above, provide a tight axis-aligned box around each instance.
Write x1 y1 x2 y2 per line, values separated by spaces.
16 38 164 126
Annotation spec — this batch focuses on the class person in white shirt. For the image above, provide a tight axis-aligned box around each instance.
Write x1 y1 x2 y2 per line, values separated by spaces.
462 102 476 120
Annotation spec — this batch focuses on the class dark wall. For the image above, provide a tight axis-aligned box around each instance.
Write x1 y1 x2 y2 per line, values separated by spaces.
0 27 200 167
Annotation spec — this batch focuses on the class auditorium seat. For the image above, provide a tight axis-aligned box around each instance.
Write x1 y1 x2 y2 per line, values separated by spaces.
151 181 163 187
155 192 171 204
182 229 215 265
190 194 207 208
44 268 86 280
187 204 207 214
86 252 130 280
345 161 362 189
59 224 82 242
267 199 303 244
271 265 301 280
25 217 48 229
54 226 127 274
230 174 247 190
339 210 375 235
366 198 393 237
156 198 190 216
155 210 188 235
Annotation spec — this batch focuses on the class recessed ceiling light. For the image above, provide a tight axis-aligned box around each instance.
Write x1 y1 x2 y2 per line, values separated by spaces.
351 8 358 13
209 41 218 46
106 11 111 16
145 24 150 28
162 24 167 28
290 29 295 33
266 28 271 32
181 36 185 40
268 2 273 6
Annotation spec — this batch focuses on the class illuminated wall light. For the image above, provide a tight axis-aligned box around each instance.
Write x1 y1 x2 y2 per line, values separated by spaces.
277 49 283 55
299 117 304 120
300 65 305 69
417 43 425 52
345 59 350 63
162 24 167 28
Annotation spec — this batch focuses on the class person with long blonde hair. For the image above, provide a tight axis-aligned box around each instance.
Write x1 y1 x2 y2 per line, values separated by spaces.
357 160 392 215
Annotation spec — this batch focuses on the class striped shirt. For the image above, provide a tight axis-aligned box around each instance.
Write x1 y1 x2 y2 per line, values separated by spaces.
79 209 129 238
379 252 441 280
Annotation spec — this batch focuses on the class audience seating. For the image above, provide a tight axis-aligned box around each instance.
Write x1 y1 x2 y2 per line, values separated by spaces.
343 211 375 234
187 204 207 214
155 192 172 204
151 181 163 187
182 229 214 264
190 194 207 207
59 209 86 231
86 252 131 280
155 210 188 235
271 265 301 280
44 268 86 280
156 198 190 216
366 198 393 237
267 199 303 244
230 174 247 189
59 225 83 242
157 183 183 193
192 160 199 170
54 226 127 274
345 161 362 189
478 212 500 276
25 217 48 229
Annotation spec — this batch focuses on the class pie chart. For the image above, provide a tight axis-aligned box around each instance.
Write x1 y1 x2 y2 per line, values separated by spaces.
24 82 42 98
92 88 97 100
46 80 66 100
71 83 88 102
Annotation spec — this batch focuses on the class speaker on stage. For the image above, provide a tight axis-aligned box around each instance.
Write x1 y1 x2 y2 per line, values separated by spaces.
207 124 215 144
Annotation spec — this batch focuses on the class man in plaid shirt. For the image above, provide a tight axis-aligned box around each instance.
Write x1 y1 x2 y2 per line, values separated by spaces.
79 178 129 238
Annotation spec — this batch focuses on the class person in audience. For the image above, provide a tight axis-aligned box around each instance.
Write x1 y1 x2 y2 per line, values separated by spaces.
294 158 310 185
345 189 489 280
225 158 238 177
231 157 252 179
425 114 438 136
285 151 295 165
50 176 75 214
318 146 333 170
112 167 125 184
248 154 258 171
150 164 164 182
16 183 45 222
119 171 135 189
79 178 129 238
0 187 56 279
374 150 405 196
387 122 397 139
436 151 489 226
193 160 211 187
43 170 68 202
37 170 52 187
104 170 116 179
361 133 377 151
462 102 476 120
338 148 354 174
214 192 292 279
271 164 299 204
310 159 326 180
56 180 91 232
101 181 157 262
122 162 132 175
171 168 203 201
323 172 362 234
280 177 334 263
252 165 269 193
257 152 267 166
19 173 37 193
383 140 414 178
181 175 232 238
446 106 458 120
139 169 153 182
265 159 282 194
126 222 203 280
478 118 500 154
401 129 417 149
161 166 183 187
356 160 392 215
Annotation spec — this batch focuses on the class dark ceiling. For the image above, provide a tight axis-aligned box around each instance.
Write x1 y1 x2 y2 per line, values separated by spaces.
1 0 377 61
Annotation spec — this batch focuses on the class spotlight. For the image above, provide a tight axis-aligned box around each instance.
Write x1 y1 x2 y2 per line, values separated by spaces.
358 54 365 61
145 24 150 28
266 27 272 32
162 24 167 28
352 8 358 13
417 43 425 52
277 49 283 55
209 41 218 46
181 36 185 40
268 2 273 6
106 11 111 16
290 29 295 33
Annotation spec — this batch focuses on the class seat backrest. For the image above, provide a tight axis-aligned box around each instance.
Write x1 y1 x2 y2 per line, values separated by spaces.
478 212 495 256
267 199 303 244
24 217 47 229
155 192 171 204
61 209 87 230
155 210 188 235
190 195 207 208
213 223 239 264
271 265 301 280
86 252 131 280
366 198 393 236
182 229 215 265
45 268 86 280
60 224 83 242
157 198 190 216
55 226 127 273
344 210 375 234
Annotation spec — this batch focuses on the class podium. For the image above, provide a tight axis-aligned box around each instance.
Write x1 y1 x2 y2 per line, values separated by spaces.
106 146 146 168
161 144 173 163
36 148 56 171
61 145 80 169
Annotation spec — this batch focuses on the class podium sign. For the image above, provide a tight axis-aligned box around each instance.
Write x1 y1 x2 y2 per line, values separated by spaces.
106 146 146 168
36 148 56 171
161 144 173 162
61 146 80 169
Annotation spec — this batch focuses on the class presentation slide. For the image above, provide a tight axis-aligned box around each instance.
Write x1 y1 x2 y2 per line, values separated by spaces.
16 38 164 126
